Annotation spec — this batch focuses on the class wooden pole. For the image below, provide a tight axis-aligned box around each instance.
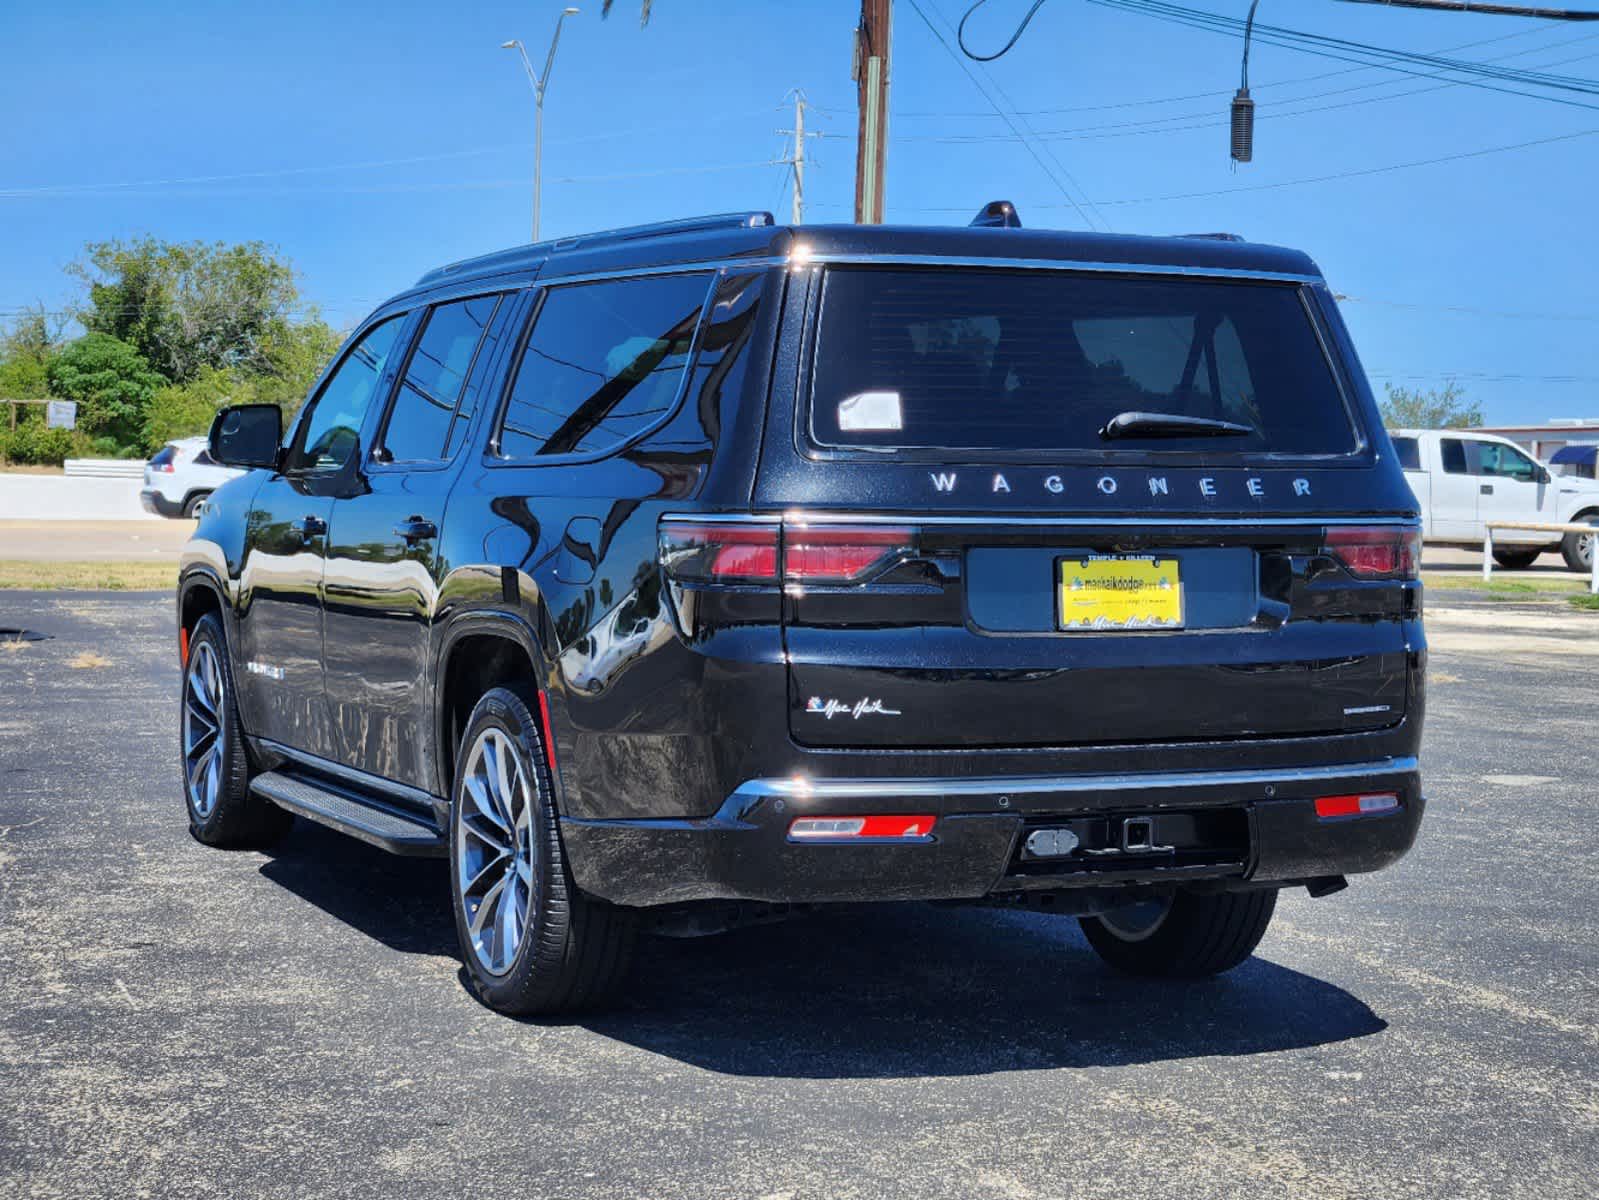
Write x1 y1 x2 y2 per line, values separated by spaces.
853 0 891 224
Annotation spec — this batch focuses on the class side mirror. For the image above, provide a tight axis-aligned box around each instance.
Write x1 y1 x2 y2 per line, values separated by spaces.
1540 467 1553 485
209 404 282 470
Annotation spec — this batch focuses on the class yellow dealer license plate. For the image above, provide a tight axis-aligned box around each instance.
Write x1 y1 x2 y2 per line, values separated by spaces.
1058 555 1184 632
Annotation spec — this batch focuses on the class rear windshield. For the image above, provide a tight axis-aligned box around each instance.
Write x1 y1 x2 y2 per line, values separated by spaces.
150 447 176 467
810 268 1359 457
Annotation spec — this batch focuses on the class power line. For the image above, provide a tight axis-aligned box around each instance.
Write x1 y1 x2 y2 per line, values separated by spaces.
816 122 1598 210
895 37 1599 142
903 0 1104 228
820 16 1581 115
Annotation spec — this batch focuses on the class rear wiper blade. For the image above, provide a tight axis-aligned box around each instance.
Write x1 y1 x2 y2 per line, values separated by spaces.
1099 411 1255 441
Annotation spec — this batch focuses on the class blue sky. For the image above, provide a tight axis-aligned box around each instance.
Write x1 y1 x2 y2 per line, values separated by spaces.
2 0 1596 424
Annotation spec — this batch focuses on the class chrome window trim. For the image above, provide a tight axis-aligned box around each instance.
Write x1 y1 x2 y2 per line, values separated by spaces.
661 512 1421 529
791 252 1323 285
733 756 1419 801
398 252 1319 305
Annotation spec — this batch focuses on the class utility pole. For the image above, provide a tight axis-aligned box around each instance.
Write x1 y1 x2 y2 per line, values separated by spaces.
853 0 892 224
502 6 581 243
776 91 823 224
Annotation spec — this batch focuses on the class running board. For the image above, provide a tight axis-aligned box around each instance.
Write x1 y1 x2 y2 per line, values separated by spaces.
250 771 447 857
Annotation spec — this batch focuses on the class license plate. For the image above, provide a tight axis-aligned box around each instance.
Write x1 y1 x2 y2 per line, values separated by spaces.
1058 555 1183 631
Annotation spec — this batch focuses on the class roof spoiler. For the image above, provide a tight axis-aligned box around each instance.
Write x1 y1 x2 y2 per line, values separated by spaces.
970 200 1022 229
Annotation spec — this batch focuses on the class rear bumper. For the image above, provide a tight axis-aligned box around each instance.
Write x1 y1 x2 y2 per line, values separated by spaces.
561 756 1424 907
139 488 184 517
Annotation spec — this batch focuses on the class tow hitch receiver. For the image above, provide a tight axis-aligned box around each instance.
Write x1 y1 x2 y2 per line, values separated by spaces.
1013 809 1250 878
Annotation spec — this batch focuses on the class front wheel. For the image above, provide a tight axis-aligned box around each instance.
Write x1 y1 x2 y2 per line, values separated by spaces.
449 685 636 1015
1079 888 1278 978
182 613 292 848
1562 521 1596 573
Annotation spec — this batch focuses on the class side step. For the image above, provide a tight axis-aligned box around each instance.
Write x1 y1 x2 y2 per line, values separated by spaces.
250 771 447 857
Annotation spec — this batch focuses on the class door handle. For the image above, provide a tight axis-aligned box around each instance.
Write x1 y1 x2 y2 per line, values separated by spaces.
1480 484 1494 495
393 517 438 543
294 514 327 541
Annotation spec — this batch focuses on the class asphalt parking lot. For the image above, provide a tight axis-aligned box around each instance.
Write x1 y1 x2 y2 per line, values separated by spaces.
2 593 1596 1199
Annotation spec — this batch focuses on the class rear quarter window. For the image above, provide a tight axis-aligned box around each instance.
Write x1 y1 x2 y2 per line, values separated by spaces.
1391 436 1421 470
808 267 1360 458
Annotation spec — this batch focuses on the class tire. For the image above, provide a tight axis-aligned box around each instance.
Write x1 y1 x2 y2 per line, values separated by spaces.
1492 548 1542 570
181 612 292 848
1562 517 1597 572
449 684 636 1015
181 492 211 519
1079 887 1278 978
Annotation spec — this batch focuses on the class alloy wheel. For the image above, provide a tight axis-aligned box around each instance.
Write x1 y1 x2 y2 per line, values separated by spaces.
455 728 537 976
182 640 226 820
1098 894 1173 942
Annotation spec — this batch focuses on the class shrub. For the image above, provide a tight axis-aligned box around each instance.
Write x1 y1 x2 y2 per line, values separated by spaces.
0 421 77 466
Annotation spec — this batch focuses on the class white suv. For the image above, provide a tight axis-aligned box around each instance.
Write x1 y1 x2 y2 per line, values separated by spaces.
140 436 244 519
1390 427 1599 569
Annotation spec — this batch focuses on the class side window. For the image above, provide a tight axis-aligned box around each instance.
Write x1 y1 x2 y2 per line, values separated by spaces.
1440 438 1469 475
378 295 502 464
496 272 711 460
1477 441 1539 482
1391 436 1420 471
287 317 403 472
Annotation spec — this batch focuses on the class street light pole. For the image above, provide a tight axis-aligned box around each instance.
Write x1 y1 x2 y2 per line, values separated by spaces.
502 6 580 243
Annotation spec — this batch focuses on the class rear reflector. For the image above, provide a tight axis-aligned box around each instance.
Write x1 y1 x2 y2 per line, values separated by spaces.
1314 792 1400 819
789 814 936 840
1324 526 1421 580
784 525 913 583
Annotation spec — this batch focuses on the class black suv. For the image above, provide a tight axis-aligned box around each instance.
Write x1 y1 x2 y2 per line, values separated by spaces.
179 206 1425 1014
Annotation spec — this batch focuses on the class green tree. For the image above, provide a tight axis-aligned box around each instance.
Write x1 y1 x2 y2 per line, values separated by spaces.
1379 381 1482 429
46 333 167 448
251 315 343 415
70 237 302 384
143 365 249 448
0 305 65 400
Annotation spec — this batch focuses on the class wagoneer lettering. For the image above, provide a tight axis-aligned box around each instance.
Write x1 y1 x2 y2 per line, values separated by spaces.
178 203 1425 1017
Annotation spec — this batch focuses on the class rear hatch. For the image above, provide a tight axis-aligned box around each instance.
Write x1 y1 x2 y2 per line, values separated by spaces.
760 262 1420 750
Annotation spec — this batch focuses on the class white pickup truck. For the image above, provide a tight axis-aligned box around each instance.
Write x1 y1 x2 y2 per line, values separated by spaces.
1389 428 1599 570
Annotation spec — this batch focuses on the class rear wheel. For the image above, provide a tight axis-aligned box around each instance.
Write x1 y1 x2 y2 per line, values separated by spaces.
182 613 292 848
1561 518 1597 572
181 491 211 519
1080 888 1278 978
1492 548 1542 570
449 685 636 1015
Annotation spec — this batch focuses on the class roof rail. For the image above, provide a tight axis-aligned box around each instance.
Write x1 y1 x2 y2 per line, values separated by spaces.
1175 232 1245 242
417 211 775 286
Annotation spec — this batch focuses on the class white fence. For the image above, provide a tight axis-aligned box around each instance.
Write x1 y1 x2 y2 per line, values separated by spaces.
1483 521 1599 594
63 459 145 479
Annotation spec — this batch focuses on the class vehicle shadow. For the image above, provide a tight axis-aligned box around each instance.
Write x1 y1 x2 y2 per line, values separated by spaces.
589 905 1387 1078
257 822 1386 1078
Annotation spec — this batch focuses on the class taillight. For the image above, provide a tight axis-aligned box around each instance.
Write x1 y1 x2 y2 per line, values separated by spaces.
783 525 913 583
1323 526 1420 580
1314 792 1400 819
658 521 779 584
659 520 915 586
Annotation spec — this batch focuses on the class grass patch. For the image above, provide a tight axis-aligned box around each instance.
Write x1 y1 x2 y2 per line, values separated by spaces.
1421 571 1588 596
1568 593 1599 612
0 560 177 591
